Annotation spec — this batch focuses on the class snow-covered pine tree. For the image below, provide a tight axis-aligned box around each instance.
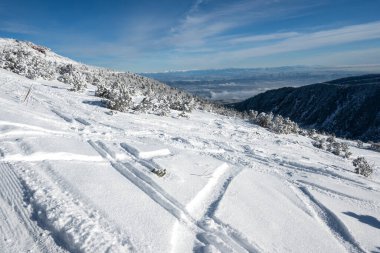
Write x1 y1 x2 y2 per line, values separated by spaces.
353 157 373 177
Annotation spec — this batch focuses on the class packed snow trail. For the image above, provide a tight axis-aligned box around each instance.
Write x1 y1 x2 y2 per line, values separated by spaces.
18 162 135 253
0 67 380 252
0 162 67 253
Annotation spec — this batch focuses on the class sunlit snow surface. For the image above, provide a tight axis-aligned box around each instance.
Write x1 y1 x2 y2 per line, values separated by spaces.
0 68 379 253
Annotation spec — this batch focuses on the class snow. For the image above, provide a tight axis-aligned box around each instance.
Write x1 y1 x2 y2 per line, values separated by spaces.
120 141 171 159
0 67 379 253
215 170 348 252
0 38 78 66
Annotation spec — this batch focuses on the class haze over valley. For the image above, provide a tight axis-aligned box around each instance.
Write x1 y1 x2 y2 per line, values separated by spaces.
142 65 380 103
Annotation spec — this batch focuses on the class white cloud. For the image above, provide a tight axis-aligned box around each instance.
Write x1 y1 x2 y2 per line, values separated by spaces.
0 21 38 35
225 21 380 59
156 21 380 71
227 32 300 44
166 0 321 48
298 47 380 66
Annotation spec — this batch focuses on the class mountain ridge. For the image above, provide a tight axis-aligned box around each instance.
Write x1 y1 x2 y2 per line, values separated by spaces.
232 74 380 141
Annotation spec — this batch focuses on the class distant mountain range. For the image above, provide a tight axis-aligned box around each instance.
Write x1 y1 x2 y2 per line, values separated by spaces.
141 66 380 103
142 66 380 81
232 74 380 142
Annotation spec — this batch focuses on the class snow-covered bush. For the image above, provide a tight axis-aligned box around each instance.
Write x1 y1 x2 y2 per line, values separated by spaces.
178 110 190 118
247 111 300 135
330 142 341 156
89 69 201 115
312 135 352 158
357 140 364 148
272 115 286 133
0 39 206 116
307 129 317 138
344 150 352 158
58 64 87 91
255 112 274 128
106 85 132 112
326 135 336 144
353 157 373 177
312 137 326 150
341 142 352 158
370 143 380 152
0 43 56 80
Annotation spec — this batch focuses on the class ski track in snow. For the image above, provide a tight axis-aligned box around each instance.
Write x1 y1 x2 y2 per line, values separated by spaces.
89 140 258 253
1 109 378 253
75 117 91 126
2 115 377 253
18 162 135 253
51 109 74 123
208 135 379 253
216 145 377 194
0 120 69 136
120 142 168 173
238 150 377 252
1 152 104 162
296 186 366 253
0 162 66 253
297 179 380 207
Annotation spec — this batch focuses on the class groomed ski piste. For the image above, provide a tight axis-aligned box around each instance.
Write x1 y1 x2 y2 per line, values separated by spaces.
0 67 379 253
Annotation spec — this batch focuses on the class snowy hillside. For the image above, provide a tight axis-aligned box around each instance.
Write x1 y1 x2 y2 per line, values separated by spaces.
1 65 380 253
232 75 380 142
0 38 210 116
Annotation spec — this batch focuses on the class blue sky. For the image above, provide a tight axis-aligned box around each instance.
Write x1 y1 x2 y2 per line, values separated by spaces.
1 0 380 72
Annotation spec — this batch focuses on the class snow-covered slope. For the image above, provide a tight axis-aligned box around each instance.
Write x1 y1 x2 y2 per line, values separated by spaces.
0 38 77 65
0 38 208 115
0 67 379 253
